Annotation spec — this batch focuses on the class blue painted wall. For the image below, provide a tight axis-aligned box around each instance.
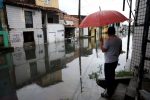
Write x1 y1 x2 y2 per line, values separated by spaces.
0 0 3 8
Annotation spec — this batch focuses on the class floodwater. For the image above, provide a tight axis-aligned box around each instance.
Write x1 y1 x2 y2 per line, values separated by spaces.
0 35 132 100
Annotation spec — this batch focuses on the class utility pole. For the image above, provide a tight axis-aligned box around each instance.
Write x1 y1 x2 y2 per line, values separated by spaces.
78 0 81 25
126 0 132 61
78 0 83 93
78 0 81 38
78 0 82 76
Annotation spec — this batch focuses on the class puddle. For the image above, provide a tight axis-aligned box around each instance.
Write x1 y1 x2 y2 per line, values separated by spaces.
0 35 132 100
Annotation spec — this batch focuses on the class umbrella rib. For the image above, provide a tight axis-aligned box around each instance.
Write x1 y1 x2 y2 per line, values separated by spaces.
79 10 128 28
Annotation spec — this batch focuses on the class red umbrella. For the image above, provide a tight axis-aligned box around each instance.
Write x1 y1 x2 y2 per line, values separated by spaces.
79 10 128 28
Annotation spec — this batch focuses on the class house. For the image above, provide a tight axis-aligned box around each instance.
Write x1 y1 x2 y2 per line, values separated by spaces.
4 1 44 47
60 14 79 39
34 0 79 43
35 0 65 43
3 0 79 45
0 0 60 47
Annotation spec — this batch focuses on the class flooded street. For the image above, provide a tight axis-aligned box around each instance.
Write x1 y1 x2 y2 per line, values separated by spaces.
0 35 132 100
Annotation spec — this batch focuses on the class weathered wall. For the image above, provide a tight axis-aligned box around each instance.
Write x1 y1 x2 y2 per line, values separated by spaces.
6 5 44 47
36 0 59 8
48 41 65 61
47 24 64 43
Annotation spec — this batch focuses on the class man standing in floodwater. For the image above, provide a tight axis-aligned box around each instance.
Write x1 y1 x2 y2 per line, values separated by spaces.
100 26 122 98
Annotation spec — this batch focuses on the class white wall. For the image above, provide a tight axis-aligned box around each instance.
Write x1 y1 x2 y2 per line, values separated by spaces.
48 42 65 61
6 5 44 47
47 24 65 43
75 28 79 38
83 28 88 36
6 5 25 28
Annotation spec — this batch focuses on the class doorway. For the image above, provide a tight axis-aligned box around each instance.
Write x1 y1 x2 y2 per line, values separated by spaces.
23 31 35 46
65 27 75 39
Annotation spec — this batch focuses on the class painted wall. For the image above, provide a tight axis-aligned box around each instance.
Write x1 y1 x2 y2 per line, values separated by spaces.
83 28 88 36
36 0 59 8
6 5 44 47
47 24 64 43
48 41 65 61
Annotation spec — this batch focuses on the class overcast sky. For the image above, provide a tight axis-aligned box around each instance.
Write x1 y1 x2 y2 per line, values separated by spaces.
59 0 136 19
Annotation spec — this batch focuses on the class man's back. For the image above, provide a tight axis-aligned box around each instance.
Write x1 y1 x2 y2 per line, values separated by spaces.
103 36 122 63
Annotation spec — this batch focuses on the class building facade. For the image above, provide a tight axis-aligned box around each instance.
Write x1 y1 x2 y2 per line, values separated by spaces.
4 0 63 46
2 0 79 47
130 0 150 97
6 5 44 47
60 14 79 39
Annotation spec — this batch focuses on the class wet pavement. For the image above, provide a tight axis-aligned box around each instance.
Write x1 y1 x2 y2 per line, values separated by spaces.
0 36 132 100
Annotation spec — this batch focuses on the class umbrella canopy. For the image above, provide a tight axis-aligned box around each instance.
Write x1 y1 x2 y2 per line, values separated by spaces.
79 10 128 28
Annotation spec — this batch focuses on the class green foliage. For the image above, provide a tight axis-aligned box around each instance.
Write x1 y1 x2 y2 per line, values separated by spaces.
89 72 98 80
116 71 133 77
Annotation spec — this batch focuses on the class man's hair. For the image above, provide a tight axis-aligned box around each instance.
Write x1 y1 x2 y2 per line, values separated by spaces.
108 26 115 35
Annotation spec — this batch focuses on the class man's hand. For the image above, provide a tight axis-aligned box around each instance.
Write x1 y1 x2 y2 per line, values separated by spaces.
100 36 108 52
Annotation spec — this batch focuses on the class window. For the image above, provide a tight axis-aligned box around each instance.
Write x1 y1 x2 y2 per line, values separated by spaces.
25 11 33 28
45 0 50 4
47 14 59 23
23 31 34 43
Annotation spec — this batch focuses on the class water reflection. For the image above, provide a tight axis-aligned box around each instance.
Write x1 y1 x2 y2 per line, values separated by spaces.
0 36 131 100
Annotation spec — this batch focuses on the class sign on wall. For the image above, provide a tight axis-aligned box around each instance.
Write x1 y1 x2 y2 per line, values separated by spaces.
10 33 23 47
11 34 21 43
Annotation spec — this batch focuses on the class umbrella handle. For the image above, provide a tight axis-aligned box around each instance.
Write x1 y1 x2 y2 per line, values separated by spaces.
99 27 103 42
100 34 103 43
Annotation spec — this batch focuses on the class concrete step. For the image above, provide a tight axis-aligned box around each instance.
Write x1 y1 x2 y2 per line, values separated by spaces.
96 77 131 89
111 83 128 100
142 77 150 92
139 90 150 100
124 77 138 100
